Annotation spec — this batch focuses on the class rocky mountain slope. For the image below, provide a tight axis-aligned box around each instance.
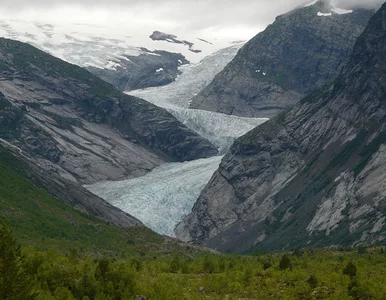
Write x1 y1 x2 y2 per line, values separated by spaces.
190 0 375 117
176 2 386 252
0 144 141 228
0 38 217 185
88 50 189 92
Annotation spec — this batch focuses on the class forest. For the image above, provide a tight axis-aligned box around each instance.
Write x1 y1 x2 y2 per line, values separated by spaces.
1 222 386 300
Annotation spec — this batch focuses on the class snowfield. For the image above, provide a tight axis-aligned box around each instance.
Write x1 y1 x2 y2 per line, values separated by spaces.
0 18 238 70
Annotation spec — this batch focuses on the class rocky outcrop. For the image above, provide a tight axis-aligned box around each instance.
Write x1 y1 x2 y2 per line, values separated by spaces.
190 1 374 117
176 2 386 252
88 50 189 91
150 31 201 53
0 38 217 185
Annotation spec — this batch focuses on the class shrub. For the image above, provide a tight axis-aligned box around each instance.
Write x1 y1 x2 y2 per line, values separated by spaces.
343 262 357 278
279 255 292 270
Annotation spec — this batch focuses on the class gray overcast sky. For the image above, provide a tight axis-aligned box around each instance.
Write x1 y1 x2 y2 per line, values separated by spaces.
0 0 383 41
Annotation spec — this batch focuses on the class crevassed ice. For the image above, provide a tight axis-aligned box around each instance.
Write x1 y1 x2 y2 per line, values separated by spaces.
87 44 268 237
85 156 223 237
127 44 267 153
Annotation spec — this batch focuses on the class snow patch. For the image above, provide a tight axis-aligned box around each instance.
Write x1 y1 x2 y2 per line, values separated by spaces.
156 68 164 73
317 12 332 17
105 61 121 70
332 7 353 15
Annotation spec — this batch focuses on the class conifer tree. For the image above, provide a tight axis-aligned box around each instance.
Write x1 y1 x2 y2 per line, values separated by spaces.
0 222 35 300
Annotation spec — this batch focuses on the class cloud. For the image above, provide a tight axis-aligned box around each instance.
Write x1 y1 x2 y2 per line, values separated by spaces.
0 0 383 41
333 0 384 9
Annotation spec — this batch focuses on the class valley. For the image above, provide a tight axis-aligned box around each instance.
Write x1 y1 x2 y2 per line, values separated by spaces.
0 1 385 299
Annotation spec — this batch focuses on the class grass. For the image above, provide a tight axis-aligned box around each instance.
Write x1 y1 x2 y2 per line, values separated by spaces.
0 146 202 257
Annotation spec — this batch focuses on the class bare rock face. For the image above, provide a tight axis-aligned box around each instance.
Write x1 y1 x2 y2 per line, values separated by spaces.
0 38 217 185
190 1 375 117
88 50 189 92
176 3 386 252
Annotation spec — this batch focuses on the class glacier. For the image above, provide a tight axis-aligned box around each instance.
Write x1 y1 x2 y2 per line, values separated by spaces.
86 44 268 237
85 156 223 237
128 44 243 108
128 44 268 153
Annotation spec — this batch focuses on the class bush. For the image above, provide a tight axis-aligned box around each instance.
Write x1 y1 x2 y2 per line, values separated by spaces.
343 262 357 278
279 255 292 270
307 275 318 288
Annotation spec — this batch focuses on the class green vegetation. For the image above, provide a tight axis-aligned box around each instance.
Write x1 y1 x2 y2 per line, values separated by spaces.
1 146 386 299
0 146 199 257
2 222 386 299
0 222 35 299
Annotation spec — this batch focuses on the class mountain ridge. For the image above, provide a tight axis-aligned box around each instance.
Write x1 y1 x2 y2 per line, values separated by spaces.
176 2 386 252
0 37 217 186
190 1 375 117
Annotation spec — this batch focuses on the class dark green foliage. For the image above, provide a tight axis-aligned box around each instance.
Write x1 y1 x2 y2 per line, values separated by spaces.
292 248 303 257
307 274 318 288
279 254 292 270
348 278 372 300
2 244 385 299
203 255 217 274
263 262 272 270
343 261 357 277
0 223 35 300
358 246 368 255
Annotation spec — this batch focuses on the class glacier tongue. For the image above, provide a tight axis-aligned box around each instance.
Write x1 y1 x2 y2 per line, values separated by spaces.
85 156 223 237
168 107 267 154
86 44 268 237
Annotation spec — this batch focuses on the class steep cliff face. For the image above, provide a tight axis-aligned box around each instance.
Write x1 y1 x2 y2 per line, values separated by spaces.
0 38 217 184
190 1 374 117
176 3 386 252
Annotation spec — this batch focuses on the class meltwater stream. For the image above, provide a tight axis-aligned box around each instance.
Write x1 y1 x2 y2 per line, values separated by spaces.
86 46 268 236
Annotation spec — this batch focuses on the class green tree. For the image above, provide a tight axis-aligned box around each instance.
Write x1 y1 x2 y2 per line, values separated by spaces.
279 255 292 270
0 222 35 299
307 275 318 288
343 262 357 278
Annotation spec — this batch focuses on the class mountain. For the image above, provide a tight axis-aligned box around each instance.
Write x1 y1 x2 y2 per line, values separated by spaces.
0 37 217 185
0 144 214 258
190 0 375 117
176 2 386 252
0 19 235 91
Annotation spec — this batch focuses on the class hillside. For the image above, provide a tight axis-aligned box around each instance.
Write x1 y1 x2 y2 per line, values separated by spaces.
190 1 374 117
0 37 217 185
177 2 386 252
0 145 181 255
